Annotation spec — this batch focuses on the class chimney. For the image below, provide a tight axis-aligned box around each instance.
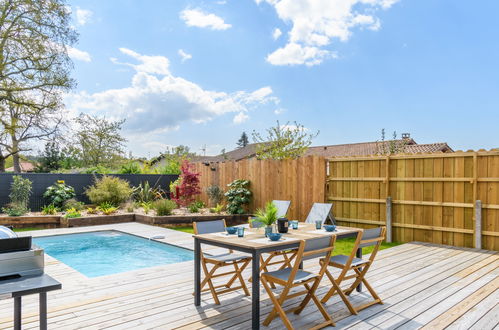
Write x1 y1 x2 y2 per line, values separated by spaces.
401 133 410 139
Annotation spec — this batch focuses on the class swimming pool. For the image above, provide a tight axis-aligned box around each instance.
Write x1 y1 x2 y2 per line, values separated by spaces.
33 231 193 277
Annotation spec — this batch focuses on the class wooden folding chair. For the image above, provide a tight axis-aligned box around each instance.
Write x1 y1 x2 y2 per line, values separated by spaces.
261 236 337 330
320 227 386 314
193 220 252 305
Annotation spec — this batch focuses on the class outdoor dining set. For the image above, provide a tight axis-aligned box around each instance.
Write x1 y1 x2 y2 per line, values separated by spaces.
192 201 386 330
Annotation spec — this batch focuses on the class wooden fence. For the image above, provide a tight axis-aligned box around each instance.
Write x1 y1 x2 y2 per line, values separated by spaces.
194 156 326 221
327 151 499 251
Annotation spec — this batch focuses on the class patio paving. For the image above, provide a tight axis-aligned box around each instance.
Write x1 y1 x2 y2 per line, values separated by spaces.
0 223 497 329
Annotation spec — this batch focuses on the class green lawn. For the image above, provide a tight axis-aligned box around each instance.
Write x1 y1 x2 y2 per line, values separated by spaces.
170 226 401 255
12 227 44 232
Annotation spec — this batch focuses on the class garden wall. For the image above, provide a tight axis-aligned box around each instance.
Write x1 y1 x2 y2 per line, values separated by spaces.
194 156 326 221
0 173 178 211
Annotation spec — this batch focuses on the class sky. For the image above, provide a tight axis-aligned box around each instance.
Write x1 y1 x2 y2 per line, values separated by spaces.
65 0 499 158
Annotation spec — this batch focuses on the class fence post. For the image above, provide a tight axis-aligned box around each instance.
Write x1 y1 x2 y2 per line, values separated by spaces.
386 196 392 243
474 200 482 249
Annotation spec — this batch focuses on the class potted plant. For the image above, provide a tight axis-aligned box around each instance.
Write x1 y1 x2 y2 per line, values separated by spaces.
251 201 278 237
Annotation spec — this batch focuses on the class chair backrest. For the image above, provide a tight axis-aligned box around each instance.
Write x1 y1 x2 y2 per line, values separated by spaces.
193 219 226 235
359 227 385 248
301 236 336 261
249 217 264 229
305 203 333 224
272 200 291 218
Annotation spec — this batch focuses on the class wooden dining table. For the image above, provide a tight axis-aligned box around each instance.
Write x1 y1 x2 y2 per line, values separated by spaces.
193 223 363 330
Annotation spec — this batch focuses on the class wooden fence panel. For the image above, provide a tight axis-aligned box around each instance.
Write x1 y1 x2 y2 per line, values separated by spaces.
326 151 499 251
194 156 326 221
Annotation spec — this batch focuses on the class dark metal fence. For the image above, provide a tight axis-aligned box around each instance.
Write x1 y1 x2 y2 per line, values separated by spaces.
0 173 178 211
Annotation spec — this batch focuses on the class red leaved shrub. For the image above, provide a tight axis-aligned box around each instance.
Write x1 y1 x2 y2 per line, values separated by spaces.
172 160 201 207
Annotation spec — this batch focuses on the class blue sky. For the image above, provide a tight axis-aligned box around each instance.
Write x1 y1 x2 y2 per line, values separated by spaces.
66 0 499 158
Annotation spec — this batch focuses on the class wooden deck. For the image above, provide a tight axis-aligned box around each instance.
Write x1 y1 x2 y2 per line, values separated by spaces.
0 223 497 330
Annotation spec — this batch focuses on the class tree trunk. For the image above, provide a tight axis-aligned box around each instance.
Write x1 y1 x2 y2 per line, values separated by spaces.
12 139 21 172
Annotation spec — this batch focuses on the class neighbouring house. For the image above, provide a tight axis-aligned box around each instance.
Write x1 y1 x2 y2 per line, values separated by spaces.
5 161 38 172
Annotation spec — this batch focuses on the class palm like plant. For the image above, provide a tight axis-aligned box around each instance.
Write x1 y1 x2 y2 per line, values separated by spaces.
252 201 279 227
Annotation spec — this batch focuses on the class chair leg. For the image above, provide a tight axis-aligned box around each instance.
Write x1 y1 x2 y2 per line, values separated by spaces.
261 277 293 329
235 259 251 296
321 268 358 315
320 268 337 303
201 261 221 305
309 287 335 328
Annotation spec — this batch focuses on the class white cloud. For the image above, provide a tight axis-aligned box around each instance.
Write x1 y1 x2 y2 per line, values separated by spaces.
178 49 192 62
67 46 91 62
180 8 231 30
274 108 286 114
233 112 250 124
66 49 278 136
273 28 282 40
257 0 398 66
76 7 93 26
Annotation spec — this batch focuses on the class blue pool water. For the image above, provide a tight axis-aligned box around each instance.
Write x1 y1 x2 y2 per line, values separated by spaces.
33 231 193 277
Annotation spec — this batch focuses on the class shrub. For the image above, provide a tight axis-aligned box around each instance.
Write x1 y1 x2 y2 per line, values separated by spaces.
140 201 153 214
9 176 32 210
225 179 251 214
63 198 85 211
209 203 224 214
188 200 204 213
41 204 58 215
153 199 177 216
119 162 142 174
64 208 81 218
2 203 27 216
86 207 99 214
43 181 76 208
171 160 200 207
133 181 164 203
85 176 133 206
206 185 224 206
98 202 118 215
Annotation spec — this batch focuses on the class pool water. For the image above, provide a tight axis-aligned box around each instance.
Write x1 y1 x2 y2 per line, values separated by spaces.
33 231 193 278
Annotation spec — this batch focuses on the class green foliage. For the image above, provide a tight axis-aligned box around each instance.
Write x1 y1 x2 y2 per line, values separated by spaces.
209 203 225 214
2 203 27 216
225 179 251 214
152 145 194 175
9 176 32 210
98 202 118 215
85 176 133 206
119 162 142 174
35 142 63 173
62 198 84 211
153 199 177 216
64 208 81 218
41 204 58 215
237 131 249 148
125 204 135 213
43 181 76 208
188 200 204 213
133 181 164 203
140 201 153 214
86 207 99 214
252 121 319 160
376 129 409 155
252 201 278 227
206 185 224 206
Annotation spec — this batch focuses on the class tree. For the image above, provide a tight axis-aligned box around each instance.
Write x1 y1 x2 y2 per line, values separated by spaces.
153 145 195 174
35 141 62 172
252 121 319 160
237 132 249 148
171 160 201 207
0 0 77 172
74 114 127 167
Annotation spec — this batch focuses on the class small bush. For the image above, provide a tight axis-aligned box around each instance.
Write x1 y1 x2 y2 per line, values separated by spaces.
63 198 85 211
188 201 204 213
64 208 81 218
85 176 133 206
133 181 164 203
119 162 142 174
41 204 58 215
153 199 177 216
43 181 76 208
9 176 32 210
86 207 99 214
140 201 153 214
209 203 224 214
98 202 118 215
225 179 251 214
2 203 27 216
206 185 224 206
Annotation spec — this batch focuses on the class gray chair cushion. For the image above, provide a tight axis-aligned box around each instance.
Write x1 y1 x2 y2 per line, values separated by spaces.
272 200 291 218
359 227 383 248
0 226 17 239
329 254 368 267
195 220 225 234
263 268 318 284
205 253 250 263
302 236 334 261
305 203 333 224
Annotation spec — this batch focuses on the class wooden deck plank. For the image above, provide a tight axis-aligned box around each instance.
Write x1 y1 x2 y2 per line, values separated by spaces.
446 288 499 330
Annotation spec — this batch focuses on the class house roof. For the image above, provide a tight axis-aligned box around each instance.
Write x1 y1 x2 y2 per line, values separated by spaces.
5 161 37 172
192 139 453 163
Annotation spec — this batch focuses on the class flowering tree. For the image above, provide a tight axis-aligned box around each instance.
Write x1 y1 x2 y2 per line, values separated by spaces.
172 160 201 207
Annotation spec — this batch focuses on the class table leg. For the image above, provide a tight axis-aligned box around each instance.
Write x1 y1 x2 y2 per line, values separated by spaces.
40 292 47 330
194 237 201 306
252 250 261 330
14 296 21 330
356 246 363 292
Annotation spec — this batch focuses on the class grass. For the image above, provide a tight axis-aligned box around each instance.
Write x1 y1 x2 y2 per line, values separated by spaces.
13 227 44 232
169 226 401 254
